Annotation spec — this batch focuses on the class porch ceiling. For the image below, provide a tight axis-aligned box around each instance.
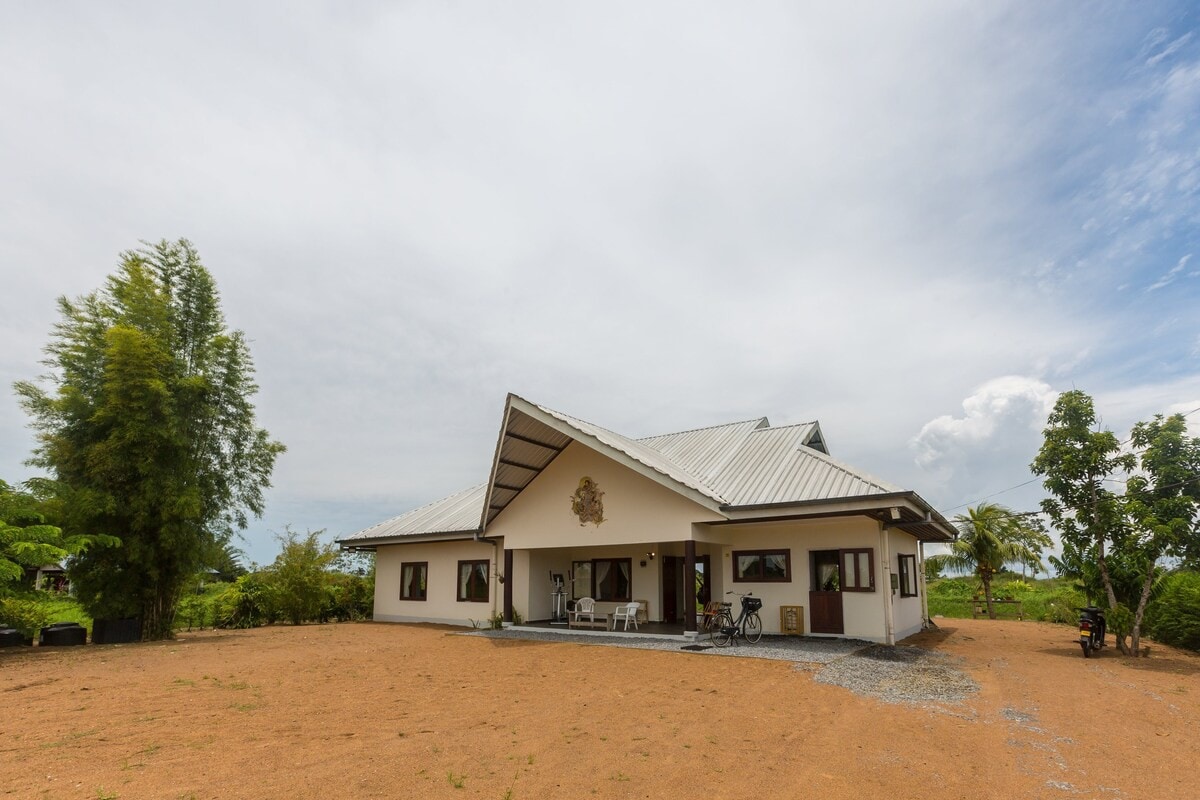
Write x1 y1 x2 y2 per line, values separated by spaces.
483 407 573 526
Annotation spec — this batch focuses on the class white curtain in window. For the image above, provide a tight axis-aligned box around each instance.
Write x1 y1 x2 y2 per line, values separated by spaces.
819 562 838 591
595 560 611 596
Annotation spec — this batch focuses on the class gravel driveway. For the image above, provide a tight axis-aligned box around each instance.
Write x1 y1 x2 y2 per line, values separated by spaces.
467 628 979 705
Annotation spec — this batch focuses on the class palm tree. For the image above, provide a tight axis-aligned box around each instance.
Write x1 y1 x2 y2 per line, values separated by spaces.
928 503 1041 620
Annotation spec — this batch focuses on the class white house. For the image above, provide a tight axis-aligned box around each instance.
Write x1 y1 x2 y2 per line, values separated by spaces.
338 394 956 644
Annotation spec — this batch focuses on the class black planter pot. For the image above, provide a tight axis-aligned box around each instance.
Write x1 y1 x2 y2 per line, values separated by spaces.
0 628 26 647
39 622 87 646
92 617 142 644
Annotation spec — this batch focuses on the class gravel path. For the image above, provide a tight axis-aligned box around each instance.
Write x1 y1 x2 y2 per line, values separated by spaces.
466 629 979 705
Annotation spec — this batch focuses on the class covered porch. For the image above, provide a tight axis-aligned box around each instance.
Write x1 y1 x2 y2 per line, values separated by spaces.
502 538 720 635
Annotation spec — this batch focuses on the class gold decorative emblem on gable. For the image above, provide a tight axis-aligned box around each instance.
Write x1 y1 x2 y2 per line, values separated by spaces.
570 476 605 527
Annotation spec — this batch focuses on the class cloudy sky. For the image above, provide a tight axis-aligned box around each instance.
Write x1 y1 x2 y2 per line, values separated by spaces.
3 3 1199 566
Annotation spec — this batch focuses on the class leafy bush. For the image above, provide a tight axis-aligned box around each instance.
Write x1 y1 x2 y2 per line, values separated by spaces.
1145 571 1200 652
174 582 230 631
322 572 373 622
214 572 278 629
0 590 91 638
1023 585 1086 624
0 597 50 638
270 528 338 625
999 579 1033 598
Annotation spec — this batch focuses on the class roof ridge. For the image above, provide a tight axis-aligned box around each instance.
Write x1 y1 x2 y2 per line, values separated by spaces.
747 420 817 434
636 416 769 441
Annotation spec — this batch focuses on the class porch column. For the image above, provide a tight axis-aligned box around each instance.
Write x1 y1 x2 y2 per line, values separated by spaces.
684 539 697 634
503 548 514 623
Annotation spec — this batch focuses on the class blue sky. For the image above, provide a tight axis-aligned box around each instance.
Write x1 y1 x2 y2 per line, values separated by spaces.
2 2 1199 566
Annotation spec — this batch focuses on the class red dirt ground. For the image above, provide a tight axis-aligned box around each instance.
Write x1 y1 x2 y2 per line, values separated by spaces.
2 619 1197 800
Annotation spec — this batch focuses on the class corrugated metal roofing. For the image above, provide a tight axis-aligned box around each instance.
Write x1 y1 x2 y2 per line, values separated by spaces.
340 395 946 545
708 425 901 507
636 418 771 483
341 483 485 543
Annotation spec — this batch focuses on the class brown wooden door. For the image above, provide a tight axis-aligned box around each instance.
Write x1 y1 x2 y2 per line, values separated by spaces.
662 557 682 623
810 550 844 634
809 591 844 634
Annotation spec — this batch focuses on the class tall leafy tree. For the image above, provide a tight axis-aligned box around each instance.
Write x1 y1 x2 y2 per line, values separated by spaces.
1122 414 1200 654
927 503 1041 619
1031 390 1135 633
14 240 284 639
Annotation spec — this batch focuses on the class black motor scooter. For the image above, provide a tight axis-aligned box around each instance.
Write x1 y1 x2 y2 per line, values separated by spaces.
1078 606 1106 657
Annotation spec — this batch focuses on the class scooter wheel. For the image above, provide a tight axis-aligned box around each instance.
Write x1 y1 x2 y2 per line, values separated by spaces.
1080 641 1091 658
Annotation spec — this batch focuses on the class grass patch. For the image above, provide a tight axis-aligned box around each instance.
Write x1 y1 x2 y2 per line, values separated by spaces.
927 575 1084 624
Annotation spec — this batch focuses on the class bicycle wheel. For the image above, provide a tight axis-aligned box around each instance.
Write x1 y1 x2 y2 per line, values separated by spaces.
712 613 734 648
743 612 763 644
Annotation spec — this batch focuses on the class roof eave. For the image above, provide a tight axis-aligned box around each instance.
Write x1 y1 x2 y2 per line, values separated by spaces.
719 491 956 541
336 530 483 550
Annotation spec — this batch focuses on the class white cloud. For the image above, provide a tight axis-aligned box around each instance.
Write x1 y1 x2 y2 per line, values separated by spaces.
1146 253 1192 291
911 377 1059 504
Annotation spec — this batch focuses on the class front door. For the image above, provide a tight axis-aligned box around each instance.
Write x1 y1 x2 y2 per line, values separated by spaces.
662 555 712 625
663 556 682 623
809 550 844 634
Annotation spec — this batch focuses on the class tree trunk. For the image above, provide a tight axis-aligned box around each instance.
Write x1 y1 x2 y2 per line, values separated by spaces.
1130 564 1156 658
1095 546 1130 655
983 575 996 620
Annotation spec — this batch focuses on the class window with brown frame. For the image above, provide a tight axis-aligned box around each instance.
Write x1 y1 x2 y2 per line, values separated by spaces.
571 560 592 600
457 560 489 602
400 562 427 601
593 558 632 602
898 554 918 597
733 550 792 582
840 548 875 592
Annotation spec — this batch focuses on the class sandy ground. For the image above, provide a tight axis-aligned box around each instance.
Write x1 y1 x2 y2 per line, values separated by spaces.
1 619 1197 800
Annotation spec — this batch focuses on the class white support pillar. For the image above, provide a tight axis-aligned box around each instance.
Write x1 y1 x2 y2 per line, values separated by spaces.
879 523 895 646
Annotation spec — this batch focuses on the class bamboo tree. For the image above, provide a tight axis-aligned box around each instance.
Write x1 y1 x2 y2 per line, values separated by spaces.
14 240 284 640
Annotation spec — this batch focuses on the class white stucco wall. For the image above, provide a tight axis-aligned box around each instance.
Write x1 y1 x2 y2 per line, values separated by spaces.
710 517 894 640
486 441 724 549
889 528 924 640
374 539 499 626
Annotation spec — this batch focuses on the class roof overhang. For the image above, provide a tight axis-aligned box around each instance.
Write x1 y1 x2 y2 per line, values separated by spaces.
717 491 956 542
336 530 480 551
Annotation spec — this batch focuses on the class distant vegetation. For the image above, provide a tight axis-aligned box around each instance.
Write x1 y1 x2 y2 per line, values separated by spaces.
927 570 1200 653
1 529 373 639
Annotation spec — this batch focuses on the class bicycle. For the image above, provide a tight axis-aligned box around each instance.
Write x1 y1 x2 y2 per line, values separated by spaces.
708 591 763 647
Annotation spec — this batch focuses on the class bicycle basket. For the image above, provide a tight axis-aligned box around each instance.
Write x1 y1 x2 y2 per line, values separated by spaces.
742 596 762 613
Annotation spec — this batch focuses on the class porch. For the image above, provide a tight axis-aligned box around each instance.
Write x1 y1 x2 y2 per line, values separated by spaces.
508 618 696 641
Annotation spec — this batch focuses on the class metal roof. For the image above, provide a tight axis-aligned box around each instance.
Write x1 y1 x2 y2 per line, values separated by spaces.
339 394 955 546
340 483 485 545
709 424 902 507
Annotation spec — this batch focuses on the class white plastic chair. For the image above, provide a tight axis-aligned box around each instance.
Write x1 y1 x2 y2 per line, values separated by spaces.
571 597 596 627
612 601 640 631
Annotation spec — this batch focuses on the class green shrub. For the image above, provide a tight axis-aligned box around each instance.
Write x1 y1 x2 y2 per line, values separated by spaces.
214 572 277 629
1145 571 1200 652
1023 585 1086 624
0 597 50 638
999 579 1033 598
322 572 374 622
